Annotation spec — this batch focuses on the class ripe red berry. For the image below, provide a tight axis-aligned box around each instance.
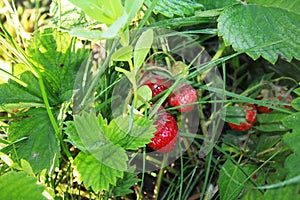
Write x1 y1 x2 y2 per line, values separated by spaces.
228 122 253 131
245 105 257 124
141 74 171 99
255 97 273 113
228 104 257 131
168 83 197 113
147 111 178 153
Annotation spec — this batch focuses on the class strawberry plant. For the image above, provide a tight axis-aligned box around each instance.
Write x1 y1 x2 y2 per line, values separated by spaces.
0 0 300 199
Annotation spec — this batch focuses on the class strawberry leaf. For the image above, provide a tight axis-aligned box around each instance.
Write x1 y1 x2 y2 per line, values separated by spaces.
0 70 46 111
111 167 140 196
145 0 203 17
27 28 88 102
0 171 47 200
218 1 300 63
8 108 60 174
282 90 300 178
73 152 123 193
255 112 289 132
218 160 247 200
74 112 128 171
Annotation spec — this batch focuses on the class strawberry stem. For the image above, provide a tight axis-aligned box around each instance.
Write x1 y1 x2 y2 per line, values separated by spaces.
154 154 168 200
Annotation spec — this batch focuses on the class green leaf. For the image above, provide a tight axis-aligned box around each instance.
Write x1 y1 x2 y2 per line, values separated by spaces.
263 182 300 200
136 85 152 108
73 152 123 193
218 3 300 63
68 0 124 25
133 29 153 69
247 0 300 14
0 171 47 200
27 28 88 102
98 114 155 150
145 0 203 17
255 112 289 132
68 8 130 40
74 112 128 171
200 0 238 10
111 167 140 196
8 108 60 174
218 160 247 200
282 129 300 178
0 70 46 111
291 97 300 111
111 46 133 62
282 112 300 130
293 88 300 96
64 121 87 152
113 115 155 150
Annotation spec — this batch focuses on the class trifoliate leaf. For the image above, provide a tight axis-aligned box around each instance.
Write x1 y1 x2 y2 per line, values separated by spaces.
8 108 60 174
0 171 47 200
73 152 123 193
218 2 300 63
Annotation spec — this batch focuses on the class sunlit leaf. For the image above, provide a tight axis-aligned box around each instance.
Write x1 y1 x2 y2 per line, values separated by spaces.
0 171 47 200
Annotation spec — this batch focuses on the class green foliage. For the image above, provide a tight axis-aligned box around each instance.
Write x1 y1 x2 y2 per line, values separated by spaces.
111 167 140 196
218 160 248 200
67 0 144 40
282 89 300 178
218 2 300 63
145 0 203 17
8 108 60 174
73 152 124 193
0 69 45 111
27 28 88 102
74 112 128 171
0 171 47 200
68 0 124 25
256 112 289 132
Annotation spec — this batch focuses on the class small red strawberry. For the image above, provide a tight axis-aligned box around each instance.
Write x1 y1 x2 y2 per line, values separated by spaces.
148 111 178 153
255 96 273 113
228 122 253 131
168 83 197 113
228 104 257 131
245 105 257 124
141 74 171 99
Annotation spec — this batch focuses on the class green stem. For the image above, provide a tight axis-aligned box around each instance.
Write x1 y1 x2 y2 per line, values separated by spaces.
34 0 72 161
155 154 168 200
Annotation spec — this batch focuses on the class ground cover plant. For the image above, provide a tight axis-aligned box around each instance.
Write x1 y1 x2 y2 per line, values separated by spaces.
0 0 300 199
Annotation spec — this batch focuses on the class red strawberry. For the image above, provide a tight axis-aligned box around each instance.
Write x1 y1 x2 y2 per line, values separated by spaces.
228 104 257 131
168 83 197 113
148 111 178 153
141 74 171 99
255 96 273 113
228 122 253 131
245 105 257 124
